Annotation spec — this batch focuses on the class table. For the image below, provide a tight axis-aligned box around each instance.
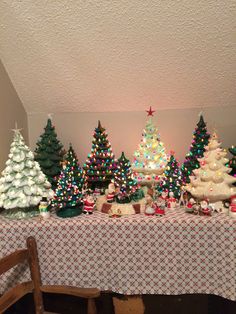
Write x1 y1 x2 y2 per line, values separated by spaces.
0 210 235 301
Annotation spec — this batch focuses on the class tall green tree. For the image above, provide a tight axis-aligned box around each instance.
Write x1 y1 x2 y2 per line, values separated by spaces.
34 119 64 188
83 121 116 189
181 114 210 184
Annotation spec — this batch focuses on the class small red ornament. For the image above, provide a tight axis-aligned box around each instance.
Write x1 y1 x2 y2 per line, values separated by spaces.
146 106 155 116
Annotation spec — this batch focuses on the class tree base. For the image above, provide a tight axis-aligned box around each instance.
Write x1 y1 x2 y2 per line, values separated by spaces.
1 206 39 219
57 206 83 218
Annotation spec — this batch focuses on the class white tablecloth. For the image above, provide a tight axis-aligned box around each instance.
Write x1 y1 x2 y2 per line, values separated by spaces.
0 210 235 300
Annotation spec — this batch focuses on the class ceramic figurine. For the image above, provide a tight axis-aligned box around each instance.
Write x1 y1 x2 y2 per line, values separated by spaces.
83 194 95 214
39 197 50 219
167 192 177 209
200 199 212 216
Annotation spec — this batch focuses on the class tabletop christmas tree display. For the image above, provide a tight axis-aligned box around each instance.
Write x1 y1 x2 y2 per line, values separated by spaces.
34 118 64 188
114 152 138 203
157 152 182 199
186 132 236 203
66 144 85 190
132 107 167 184
52 146 84 218
83 121 116 190
228 146 236 184
0 128 53 219
181 113 210 184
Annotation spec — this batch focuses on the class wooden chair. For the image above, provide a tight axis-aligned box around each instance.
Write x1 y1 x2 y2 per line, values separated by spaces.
0 236 100 314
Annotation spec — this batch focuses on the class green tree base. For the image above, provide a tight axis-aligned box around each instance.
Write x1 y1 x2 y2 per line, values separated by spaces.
56 206 83 218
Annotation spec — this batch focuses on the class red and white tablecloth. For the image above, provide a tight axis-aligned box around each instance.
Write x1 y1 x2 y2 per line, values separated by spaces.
0 210 236 300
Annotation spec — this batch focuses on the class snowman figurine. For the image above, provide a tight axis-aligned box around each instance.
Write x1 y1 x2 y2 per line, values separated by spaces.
39 197 50 219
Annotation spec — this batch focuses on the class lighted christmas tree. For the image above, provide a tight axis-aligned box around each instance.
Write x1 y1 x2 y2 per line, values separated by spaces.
0 128 53 219
228 146 236 184
34 118 64 188
66 144 85 190
186 132 236 203
132 107 167 184
51 146 84 218
181 113 210 184
157 152 182 198
114 152 137 197
83 121 116 190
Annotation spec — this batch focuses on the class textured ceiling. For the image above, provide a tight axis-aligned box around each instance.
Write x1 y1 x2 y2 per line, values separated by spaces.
0 0 236 113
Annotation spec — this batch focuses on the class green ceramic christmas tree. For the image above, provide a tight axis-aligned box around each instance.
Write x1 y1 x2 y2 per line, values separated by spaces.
181 114 210 184
34 118 64 188
83 121 116 190
51 145 84 218
157 152 182 198
228 146 236 185
114 152 137 203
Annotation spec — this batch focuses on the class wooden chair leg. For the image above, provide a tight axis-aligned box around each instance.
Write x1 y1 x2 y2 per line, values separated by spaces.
87 298 97 314
27 237 44 314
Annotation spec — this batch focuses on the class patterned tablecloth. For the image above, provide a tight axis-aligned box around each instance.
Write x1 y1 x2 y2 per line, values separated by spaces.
0 210 236 300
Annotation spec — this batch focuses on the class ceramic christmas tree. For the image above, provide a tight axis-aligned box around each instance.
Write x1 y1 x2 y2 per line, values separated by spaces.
181 113 210 184
186 132 236 203
34 118 64 188
157 152 182 199
132 107 167 184
0 128 53 219
114 152 137 203
83 121 116 190
228 146 236 184
66 144 85 190
52 147 84 218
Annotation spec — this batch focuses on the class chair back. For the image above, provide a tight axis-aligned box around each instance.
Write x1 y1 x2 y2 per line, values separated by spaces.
0 236 44 314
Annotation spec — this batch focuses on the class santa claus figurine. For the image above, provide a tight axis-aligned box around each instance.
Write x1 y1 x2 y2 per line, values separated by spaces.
155 201 165 216
167 192 177 209
145 195 155 216
200 199 212 216
83 194 95 214
106 183 116 203
185 198 196 213
229 195 236 218
158 191 168 205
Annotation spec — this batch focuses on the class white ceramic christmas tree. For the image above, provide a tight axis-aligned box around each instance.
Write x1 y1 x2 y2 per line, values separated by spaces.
186 132 236 203
132 107 167 184
0 128 54 218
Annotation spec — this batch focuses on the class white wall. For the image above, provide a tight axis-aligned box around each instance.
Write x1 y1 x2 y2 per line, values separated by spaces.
0 60 28 171
28 105 236 166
